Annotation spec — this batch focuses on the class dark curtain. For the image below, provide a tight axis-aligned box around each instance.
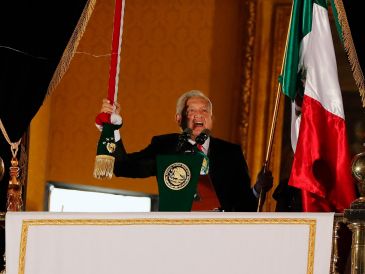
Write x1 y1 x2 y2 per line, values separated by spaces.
0 2 89 267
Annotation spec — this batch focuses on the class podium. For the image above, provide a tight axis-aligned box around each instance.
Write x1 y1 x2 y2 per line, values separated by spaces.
156 153 204 211
5 212 334 274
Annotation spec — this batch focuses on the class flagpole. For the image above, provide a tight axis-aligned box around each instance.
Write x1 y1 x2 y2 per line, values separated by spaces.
257 84 282 212
257 3 294 212
93 0 125 180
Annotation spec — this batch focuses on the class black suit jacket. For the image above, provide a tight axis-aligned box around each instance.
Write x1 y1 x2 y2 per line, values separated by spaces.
114 133 257 211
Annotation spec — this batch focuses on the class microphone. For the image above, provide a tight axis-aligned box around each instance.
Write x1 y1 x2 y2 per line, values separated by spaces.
176 128 193 152
195 129 211 175
195 129 210 145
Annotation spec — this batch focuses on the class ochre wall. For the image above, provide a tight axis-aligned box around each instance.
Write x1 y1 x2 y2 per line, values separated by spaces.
27 97 51 210
26 0 248 210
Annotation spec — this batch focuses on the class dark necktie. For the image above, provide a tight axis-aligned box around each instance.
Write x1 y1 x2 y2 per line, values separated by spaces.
197 144 203 152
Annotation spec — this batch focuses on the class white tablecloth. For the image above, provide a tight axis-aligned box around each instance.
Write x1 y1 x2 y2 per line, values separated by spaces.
6 212 334 274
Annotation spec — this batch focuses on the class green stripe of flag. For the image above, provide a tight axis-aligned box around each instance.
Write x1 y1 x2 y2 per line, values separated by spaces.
329 0 344 44
279 0 328 99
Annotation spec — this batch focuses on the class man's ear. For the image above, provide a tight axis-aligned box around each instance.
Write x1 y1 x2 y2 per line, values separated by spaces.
175 114 182 126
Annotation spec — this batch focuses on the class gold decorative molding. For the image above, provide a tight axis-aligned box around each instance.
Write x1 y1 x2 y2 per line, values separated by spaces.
240 0 257 153
240 0 292 211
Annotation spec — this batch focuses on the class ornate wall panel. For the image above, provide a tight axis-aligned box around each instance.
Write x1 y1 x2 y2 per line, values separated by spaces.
241 0 291 211
239 0 257 151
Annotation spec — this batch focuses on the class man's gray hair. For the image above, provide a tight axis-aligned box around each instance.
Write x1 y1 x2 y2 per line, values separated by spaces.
176 90 213 115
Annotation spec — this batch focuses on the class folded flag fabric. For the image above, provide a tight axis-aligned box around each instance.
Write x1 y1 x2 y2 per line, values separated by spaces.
280 0 356 212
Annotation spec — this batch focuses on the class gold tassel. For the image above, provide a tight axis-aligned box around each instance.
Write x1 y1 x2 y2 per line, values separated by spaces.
333 0 365 106
93 155 115 179
7 157 23 211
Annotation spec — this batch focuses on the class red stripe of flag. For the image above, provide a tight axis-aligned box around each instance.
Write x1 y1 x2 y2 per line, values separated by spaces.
107 0 124 105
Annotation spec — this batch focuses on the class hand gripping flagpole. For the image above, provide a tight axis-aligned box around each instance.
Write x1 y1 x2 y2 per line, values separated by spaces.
257 3 293 212
256 84 282 212
93 0 125 179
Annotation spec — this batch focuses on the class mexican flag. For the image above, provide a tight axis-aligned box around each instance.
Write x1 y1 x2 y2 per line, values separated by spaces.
280 0 356 212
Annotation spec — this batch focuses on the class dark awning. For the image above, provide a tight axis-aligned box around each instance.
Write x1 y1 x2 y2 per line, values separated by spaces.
0 1 93 210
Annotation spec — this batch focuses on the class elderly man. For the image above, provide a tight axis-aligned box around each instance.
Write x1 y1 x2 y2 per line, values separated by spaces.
100 90 272 211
